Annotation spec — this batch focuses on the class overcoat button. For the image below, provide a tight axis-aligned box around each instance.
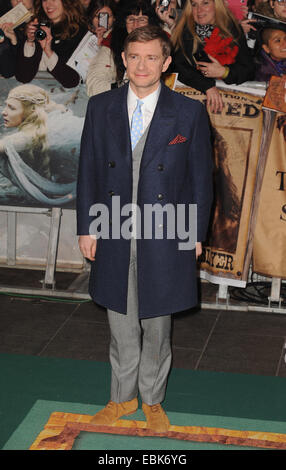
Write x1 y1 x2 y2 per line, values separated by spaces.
108 190 115 196
157 164 164 171
157 193 164 200
108 161 116 168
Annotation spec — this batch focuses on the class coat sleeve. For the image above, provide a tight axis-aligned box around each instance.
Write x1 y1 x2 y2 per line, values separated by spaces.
0 40 17 78
49 58 81 88
15 40 42 83
86 45 117 97
76 98 98 235
188 101 214 242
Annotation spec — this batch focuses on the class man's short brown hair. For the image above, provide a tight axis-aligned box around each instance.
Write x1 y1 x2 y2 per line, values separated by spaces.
123 25 172 60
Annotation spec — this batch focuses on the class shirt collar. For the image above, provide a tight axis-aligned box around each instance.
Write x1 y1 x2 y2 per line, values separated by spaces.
127 83 161 114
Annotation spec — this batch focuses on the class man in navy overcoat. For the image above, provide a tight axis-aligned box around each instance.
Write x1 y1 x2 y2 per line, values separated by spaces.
77 25 213 432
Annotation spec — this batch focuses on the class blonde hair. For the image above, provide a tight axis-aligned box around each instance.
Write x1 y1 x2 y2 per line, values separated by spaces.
7 84 51 178
171 0 241 54
8 84 49 152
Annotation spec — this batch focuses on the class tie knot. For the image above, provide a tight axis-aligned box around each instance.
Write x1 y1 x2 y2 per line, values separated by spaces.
136 99 144 110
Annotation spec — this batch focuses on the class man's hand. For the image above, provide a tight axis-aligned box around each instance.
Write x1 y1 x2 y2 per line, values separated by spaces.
78 235 97 261
196 242 202 260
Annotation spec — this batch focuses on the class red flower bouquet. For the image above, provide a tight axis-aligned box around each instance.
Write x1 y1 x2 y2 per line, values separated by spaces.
204 27 238 65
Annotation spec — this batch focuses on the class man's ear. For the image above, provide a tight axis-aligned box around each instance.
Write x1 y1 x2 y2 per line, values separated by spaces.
162 55 172 73
121 51 127 68
262 43 270 55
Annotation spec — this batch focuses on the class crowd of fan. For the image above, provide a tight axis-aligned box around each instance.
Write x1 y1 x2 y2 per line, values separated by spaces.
0 0 286 106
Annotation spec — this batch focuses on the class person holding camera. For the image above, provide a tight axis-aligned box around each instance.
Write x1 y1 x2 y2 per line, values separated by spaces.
15 0 88 88
87 0 116 46
86 0 161 96
0 0 34 78
155 0 181 32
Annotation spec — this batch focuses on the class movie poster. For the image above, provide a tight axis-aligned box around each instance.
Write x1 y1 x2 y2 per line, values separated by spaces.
175 86 264 285
252 112 286 279
0 77 87 208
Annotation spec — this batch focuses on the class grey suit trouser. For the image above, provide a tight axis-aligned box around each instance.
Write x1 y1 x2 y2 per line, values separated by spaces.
107 239 172 406
106 127 172 406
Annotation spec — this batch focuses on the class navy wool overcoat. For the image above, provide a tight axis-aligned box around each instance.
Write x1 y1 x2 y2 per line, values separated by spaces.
77 82 213 319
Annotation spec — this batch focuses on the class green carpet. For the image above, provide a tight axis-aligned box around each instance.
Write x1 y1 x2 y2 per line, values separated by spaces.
1 353 286 450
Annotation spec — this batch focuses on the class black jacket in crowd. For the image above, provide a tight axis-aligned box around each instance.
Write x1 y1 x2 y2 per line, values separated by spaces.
172 24 256 92
15 24 87 88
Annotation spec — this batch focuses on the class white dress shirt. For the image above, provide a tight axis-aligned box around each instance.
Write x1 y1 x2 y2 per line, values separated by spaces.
127 83 161 133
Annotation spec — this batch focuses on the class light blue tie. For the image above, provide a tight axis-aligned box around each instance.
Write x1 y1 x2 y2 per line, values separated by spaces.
130 99 144 150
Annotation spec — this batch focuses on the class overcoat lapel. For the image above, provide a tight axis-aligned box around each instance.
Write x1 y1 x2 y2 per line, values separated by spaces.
106 84 132 168
140 83 177 174
106 83 177 172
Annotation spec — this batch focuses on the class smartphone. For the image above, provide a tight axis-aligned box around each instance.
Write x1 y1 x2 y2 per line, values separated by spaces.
98 12 109 29
193 49 211 63
226 0 247 21
159 0 171 12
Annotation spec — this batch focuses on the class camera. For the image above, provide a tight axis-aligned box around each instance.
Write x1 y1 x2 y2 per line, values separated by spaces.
35 22 50 41
98 12 109 29
193 49 211 63
159 0 170 11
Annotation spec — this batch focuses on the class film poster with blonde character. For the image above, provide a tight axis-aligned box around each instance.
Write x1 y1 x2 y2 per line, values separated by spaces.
175 86 263 284
0 77 87 208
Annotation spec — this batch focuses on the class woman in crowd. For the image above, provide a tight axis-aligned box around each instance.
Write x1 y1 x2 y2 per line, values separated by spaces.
87 0 116 46
86 0 161 96
171 0 255 113
255 0 286 20
0 0 34 78
15 0 88 88
254 24 286 81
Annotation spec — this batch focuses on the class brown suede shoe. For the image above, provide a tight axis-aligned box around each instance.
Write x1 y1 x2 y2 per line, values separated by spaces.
142 403 170 433
90 397 138 425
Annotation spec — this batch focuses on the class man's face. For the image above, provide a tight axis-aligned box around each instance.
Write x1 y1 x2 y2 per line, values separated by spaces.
122 39 171 98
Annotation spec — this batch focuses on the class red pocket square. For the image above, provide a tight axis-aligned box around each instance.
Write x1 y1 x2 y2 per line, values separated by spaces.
168 134 188 145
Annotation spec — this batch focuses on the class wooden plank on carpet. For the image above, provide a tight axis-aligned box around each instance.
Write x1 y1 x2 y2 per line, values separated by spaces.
29 411 286 450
